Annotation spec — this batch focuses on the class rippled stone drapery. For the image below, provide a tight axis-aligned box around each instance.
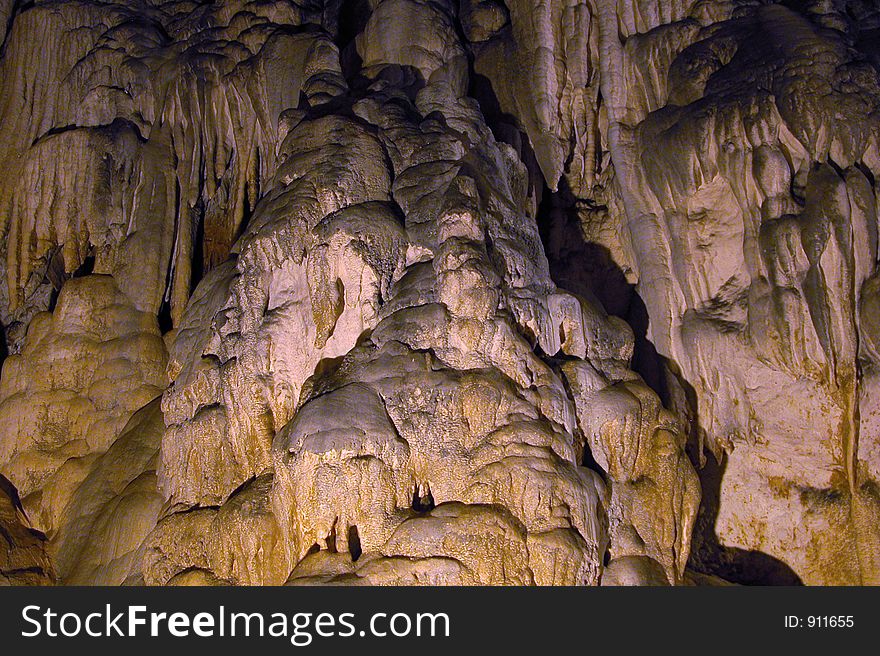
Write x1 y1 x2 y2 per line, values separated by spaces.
0 0 877 586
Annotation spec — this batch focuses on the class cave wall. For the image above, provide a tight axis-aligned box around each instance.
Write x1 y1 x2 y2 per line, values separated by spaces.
0 0 878 586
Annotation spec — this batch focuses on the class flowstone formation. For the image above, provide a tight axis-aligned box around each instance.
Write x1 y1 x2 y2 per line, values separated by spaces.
0 0 877 586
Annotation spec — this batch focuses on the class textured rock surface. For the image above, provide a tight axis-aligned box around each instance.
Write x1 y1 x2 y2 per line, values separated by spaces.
0 275 167 536
0 0 878 586
0 476 54 585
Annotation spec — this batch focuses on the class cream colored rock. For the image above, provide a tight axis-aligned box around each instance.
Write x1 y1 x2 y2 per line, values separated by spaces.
153 72 624 584
0 275 167 535
357 0 468 95
288 502 534 585
50 398 165 585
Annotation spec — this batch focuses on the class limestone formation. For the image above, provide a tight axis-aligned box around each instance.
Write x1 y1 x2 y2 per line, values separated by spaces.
0 275 167 536
0 476 54 585
0 0 878 586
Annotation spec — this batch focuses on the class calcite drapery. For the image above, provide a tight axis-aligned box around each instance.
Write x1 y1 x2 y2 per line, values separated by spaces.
2 0 877 586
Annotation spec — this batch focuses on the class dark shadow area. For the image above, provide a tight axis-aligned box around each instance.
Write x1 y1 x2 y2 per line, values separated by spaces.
192 199 206 294
536 178 634 316
157 298 174 334
627 292 670 404
0 473 23 510
46 248 96 313
334 0 370 88
326 518 339 553
336 0 371 55
534 177 671 399
347 525 362 561
687 450 804 585
468 71 545 208
0 322 8 368
344 60 427 103
73 254 96 278
535 177 804 586
578 425 608 482
312 354 346 381
411 485 435 513
856 27 880 68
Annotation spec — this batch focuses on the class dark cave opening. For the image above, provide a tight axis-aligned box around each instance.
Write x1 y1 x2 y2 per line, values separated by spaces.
337 0 371 53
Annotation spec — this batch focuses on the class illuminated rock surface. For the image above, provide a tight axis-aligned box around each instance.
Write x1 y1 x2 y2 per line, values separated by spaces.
0 0 878 585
